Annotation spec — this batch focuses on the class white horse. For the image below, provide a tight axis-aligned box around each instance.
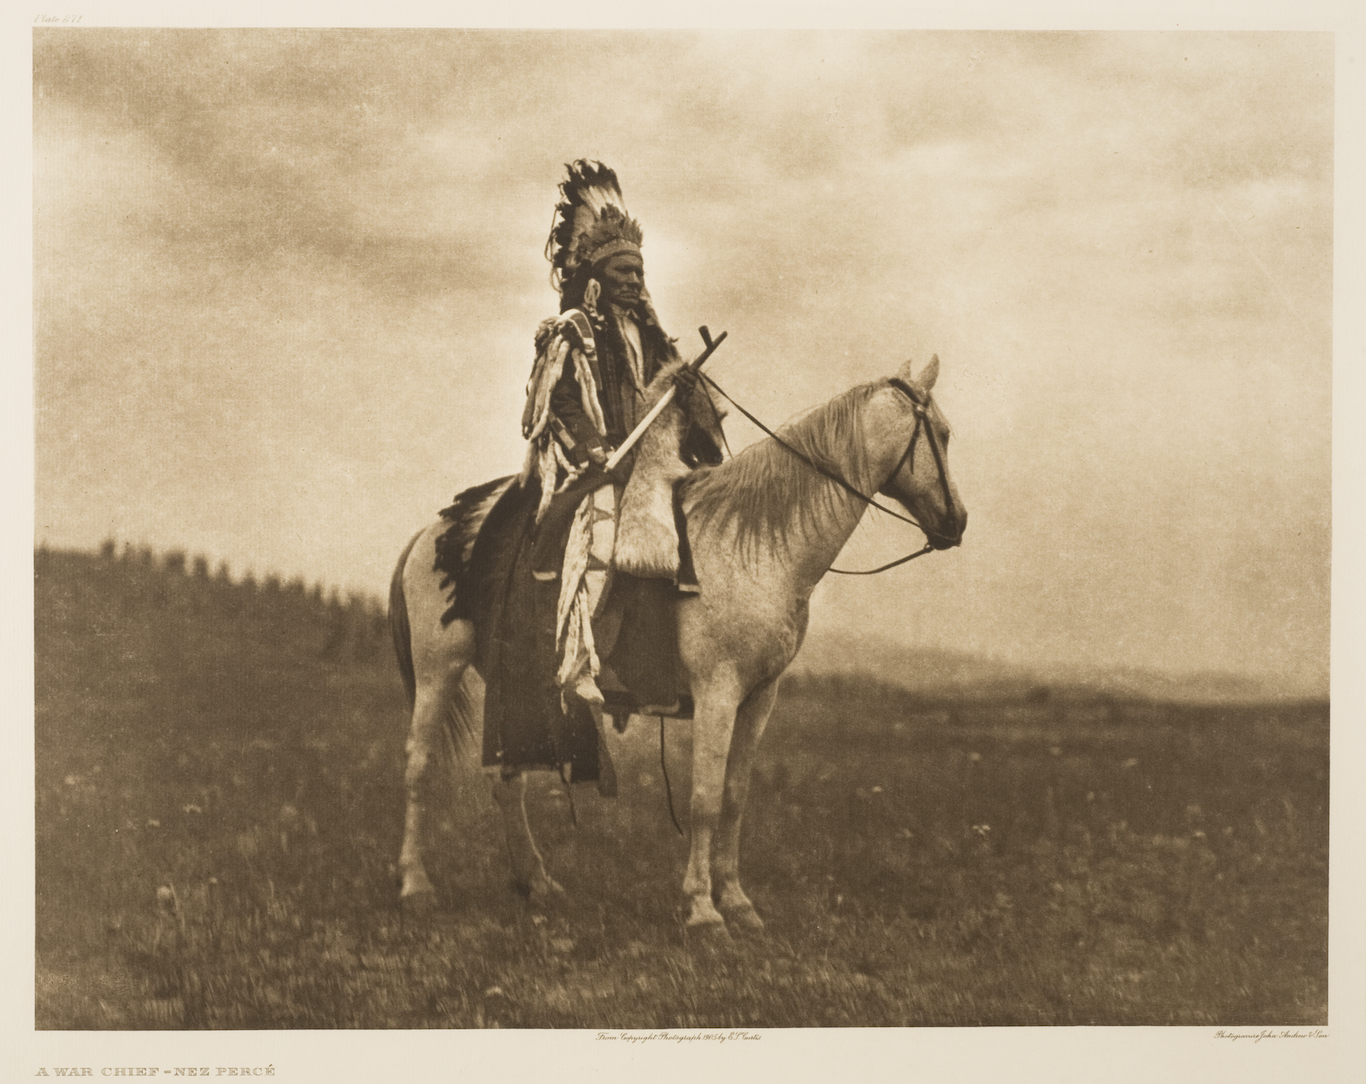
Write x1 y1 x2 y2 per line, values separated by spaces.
388 354 966 936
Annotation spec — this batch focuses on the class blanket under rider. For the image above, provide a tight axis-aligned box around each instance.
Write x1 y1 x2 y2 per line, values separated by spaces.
435 476 690 788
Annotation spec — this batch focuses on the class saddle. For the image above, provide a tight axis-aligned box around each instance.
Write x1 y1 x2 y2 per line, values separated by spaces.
439 361 718 790
437 465 695 794
547 479 696 726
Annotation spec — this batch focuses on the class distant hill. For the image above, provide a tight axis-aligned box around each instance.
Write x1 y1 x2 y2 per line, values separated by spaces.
35 544 1324 707
791 626 1323 705
33 543 392 676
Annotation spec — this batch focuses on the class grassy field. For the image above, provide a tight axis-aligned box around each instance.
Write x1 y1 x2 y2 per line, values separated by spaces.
34 547 1328 1028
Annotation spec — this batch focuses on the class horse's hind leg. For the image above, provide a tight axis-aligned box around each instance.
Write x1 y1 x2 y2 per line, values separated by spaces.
490 772 564 905
398 632 473 909
712 677 780 932
395 523 478 911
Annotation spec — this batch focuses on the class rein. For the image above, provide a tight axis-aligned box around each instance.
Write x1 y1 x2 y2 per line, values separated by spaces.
699 372 956 574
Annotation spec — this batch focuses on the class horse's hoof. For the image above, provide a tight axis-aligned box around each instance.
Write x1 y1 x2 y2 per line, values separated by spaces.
530 877 566 907
685 920 733 951
400 890 437 918
514 876 566 907
721 904 766 935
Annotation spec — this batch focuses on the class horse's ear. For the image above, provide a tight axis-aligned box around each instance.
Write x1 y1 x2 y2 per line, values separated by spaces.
920 354 940 392
896 354 940 392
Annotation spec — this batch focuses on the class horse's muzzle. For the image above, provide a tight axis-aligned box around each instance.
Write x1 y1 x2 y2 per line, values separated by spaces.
931 510 966 549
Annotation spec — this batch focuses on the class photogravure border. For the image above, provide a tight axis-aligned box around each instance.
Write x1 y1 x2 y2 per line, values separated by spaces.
7 3 1363 1082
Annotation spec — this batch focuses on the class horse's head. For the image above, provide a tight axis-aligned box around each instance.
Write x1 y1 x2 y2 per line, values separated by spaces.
875 355 967 550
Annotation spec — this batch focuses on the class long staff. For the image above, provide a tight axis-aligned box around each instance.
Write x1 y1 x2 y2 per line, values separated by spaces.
529 326 727 573
603 326 727 471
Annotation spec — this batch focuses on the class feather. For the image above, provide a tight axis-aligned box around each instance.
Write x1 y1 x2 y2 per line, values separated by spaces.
546 160 642 286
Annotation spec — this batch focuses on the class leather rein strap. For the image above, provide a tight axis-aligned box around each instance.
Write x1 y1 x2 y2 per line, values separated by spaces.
699 373 955 575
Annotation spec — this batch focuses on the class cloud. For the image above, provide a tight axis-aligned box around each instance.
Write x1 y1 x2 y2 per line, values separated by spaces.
36 30 540 301
32 29 1333 688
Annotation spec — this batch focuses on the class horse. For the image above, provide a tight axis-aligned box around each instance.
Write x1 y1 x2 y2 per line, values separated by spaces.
388 353 966 936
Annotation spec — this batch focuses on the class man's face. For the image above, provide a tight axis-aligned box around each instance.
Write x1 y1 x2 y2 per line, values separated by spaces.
599 252 644 309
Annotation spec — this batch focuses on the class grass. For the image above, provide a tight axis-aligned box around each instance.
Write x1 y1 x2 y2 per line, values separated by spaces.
34 547 1328 1028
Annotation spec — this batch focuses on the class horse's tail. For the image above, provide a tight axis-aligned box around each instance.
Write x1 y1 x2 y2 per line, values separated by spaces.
442 670 483 761
389 529 423 708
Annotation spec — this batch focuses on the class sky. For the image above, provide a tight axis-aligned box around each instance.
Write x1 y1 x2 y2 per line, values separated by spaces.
32 27 1335 695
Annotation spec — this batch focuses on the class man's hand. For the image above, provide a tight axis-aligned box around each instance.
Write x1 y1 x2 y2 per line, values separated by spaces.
673 366 699 397
586 445 610 468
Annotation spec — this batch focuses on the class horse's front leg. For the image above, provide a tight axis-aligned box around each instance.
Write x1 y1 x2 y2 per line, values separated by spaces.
712 676 780 932
684 681 742 932
491 772 564 905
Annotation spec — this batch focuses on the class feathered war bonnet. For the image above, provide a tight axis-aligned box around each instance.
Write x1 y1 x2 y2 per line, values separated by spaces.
545 160 645 314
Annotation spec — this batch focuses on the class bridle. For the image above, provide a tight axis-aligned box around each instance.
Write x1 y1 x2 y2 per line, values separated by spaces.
699 373 961 575
880 376 960 541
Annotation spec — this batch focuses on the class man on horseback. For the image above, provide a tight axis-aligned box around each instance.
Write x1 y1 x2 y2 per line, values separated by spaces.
522 160 718 541
392 168 965 909
456 161 723 790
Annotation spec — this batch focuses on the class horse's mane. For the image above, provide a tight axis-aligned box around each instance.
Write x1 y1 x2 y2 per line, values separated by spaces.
682 383 879 557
